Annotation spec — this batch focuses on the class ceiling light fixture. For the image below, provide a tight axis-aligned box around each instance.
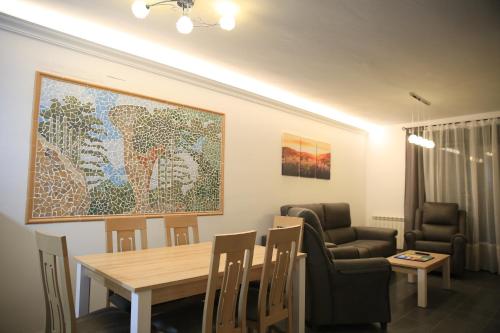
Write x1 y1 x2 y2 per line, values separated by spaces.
131 0 238 34
0 1 379 133
408 92 435 149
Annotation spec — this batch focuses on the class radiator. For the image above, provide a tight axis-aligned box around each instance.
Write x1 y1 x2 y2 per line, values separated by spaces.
369 216 405 250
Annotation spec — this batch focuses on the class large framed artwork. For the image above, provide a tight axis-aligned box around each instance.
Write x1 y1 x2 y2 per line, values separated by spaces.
281 133 331 180
26 72 224 224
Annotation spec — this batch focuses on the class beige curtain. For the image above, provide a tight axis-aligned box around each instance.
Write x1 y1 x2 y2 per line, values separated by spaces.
423 119 500 273
404 129 426 241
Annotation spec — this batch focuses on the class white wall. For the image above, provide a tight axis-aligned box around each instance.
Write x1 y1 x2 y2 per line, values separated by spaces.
0 28 367 332
366 126 406 220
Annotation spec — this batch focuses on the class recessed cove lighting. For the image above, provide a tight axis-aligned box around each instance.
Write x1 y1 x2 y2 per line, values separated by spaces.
0 0 379 133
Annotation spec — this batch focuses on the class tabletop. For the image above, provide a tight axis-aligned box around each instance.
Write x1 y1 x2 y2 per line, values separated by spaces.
387 250 450 270
75 242 305 292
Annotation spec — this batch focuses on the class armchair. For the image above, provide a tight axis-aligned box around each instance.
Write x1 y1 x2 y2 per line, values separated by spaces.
288 208 392 328
405 202 467 276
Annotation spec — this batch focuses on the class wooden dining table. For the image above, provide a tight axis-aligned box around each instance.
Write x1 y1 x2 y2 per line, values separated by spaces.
75 242 306 333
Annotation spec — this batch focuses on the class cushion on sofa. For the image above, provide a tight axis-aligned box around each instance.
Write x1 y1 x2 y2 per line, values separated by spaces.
325 227 356 245
340 240 394 258
422 224 458 242
422 202 458 225
415 240 452 254
323 203 351 229
291 204 325 226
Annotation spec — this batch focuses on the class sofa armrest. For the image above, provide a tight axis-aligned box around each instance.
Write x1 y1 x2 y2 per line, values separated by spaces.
451 233 467 276
354 226 397 241
325 242 337 248
333 258 391 275
404 230 423 249
451 233 466 250
329 246 359 259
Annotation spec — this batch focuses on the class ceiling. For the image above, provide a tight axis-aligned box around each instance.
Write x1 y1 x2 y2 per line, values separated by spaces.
14 0 500 125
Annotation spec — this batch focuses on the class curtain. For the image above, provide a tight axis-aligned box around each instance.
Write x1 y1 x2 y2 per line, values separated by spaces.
404 129 426 238
423 119 500 273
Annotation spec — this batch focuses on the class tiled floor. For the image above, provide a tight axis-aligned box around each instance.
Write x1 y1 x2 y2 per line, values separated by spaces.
307 270 500 333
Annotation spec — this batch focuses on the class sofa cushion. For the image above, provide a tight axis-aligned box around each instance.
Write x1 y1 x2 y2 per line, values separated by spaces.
323 203 351 229
415 240 452 254
340 240 394 258
292 204 325 226
422 202 458 225
325 227 356 245
422 224 457 242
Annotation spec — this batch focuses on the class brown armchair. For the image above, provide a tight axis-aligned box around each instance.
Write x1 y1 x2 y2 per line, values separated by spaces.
405 202 467 276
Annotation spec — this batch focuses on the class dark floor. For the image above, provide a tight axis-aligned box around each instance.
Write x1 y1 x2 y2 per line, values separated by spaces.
307 270 500 333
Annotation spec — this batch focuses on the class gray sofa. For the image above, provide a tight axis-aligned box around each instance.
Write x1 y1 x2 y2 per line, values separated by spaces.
281 203 397 258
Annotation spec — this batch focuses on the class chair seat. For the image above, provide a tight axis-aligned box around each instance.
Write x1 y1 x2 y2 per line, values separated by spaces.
246 286 289 329
151 297 204 333
415 240 452 254
110 292 205 317
340 240 393 258
109 293 131 312
76 308 131 333
247 287 259 321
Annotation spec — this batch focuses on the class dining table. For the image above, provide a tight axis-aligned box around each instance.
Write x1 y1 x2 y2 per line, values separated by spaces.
75 242 306 333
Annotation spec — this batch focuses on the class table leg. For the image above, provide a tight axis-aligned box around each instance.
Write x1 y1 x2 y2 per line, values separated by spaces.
417 269 427 308
292 256 305 333
443 257 451 289
75 263 90 317
130 290 151 333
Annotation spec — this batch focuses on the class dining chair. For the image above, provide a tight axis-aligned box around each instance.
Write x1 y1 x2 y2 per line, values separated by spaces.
151 230 257 333
273 215 304 250
35 231 131 332
163 214 200 246
104 216 147 311
105 216 148 252
247 226 301 333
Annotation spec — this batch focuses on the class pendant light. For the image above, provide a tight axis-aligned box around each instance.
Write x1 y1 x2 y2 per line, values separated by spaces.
408 92 435 149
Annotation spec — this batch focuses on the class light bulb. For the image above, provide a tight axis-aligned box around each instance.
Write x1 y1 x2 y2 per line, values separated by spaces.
414 136 424 147
408 134 418 144
426 140 436 149
219 15 236 31
216 1 238 16
176 15 193 34
131 0 150 19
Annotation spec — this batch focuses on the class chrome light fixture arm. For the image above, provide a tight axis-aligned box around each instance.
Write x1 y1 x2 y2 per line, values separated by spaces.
146 0 195 10
132 0 237 33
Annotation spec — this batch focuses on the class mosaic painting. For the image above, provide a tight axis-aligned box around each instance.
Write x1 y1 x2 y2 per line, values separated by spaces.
27 73 224 223
281 133 331 180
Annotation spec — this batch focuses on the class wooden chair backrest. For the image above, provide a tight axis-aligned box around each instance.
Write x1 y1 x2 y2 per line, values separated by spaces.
203 230 257 333
105 216 148 253
258 226 301 328
163 215 200 246
36 231 76 333
273 216 304 249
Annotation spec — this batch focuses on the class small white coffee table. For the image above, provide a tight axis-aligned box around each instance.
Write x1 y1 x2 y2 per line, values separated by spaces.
387 251 451 308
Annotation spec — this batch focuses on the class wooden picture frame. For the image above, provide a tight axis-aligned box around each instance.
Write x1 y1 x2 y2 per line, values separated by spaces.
26 72 225 224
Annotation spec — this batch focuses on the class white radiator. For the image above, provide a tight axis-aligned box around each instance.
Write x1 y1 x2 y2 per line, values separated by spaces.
369 216 405 250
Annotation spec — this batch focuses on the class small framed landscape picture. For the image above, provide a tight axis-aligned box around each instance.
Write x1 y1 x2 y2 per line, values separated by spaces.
299 137 317 178
281 133 331 180
282 133 300 176
316 141 331 180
